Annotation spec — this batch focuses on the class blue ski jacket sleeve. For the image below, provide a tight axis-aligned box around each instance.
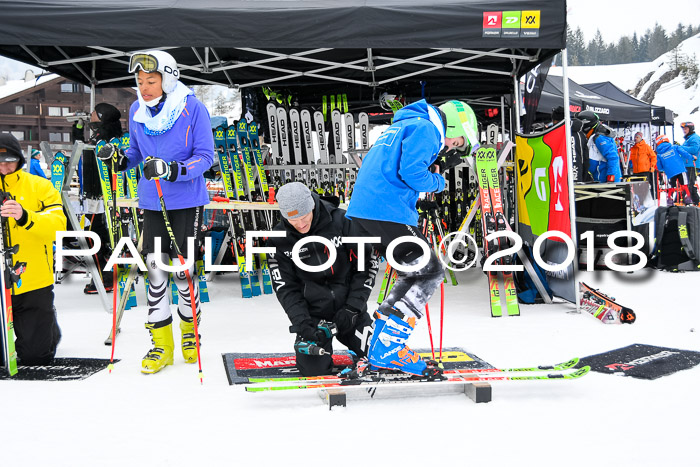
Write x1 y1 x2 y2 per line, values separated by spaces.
682 132 700 166
29 158 47 178
126 94 215 211
593 134 621 182
346 99 445 226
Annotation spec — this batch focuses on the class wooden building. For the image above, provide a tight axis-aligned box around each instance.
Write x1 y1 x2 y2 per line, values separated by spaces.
0 71 136 150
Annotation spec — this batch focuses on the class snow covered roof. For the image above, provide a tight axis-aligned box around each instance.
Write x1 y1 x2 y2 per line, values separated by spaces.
0 73 62 101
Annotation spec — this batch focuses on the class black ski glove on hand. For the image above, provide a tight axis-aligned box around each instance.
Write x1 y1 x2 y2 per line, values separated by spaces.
96 144 128 171
432 148 466 174
143 157 179 182
334 308 359 334
299 322 329 345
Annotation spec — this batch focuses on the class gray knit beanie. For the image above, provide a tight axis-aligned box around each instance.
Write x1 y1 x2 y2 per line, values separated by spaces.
277 182 315 220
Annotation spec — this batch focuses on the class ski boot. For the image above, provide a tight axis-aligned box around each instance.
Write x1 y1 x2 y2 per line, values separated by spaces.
179 314 201 364
142 319 174 374
83 277 113 294
367 311 443 379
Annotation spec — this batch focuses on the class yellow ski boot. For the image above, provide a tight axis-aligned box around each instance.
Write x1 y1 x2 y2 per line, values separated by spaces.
141 320 174 374
179 317 200 364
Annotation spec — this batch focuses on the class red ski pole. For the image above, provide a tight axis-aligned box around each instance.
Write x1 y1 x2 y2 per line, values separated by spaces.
424 304 436 361
439 282 445 361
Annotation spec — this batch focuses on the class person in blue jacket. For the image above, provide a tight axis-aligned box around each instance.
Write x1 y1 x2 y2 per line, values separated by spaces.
680 122 699 204
28 149 47 179
656 134 693 204
346 99 480 378
577 111 621 183
96 50 214 374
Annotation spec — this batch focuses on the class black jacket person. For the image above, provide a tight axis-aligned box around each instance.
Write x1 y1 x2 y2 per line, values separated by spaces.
267 183 379 376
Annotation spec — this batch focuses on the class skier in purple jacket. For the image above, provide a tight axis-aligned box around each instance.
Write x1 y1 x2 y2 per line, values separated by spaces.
96 50 215 374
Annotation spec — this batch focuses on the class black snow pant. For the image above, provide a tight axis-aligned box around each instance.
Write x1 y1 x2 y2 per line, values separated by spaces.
353 218 445 320
13 286 61 366
295 312 373 377
687 168 700 204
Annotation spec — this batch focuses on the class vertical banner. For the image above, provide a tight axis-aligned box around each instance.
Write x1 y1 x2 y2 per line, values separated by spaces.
522 57 553 134
515 122 576 303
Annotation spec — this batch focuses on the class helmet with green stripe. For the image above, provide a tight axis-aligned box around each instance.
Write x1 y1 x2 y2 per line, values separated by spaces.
438 100 480 154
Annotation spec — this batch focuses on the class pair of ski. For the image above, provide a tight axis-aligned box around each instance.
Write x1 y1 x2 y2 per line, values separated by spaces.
474 145 519 317
0 212 26 376
244 358 589 392
579 282 636 324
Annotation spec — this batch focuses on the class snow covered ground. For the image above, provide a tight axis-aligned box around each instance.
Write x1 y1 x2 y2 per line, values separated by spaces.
2 263 698 467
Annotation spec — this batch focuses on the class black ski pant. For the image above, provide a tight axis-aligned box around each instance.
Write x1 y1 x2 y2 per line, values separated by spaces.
353 218 444 320
687 168 700 204
13 286 61 366
295 312 372 377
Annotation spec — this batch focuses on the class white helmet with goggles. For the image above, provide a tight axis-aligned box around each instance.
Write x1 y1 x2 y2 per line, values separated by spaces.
129 50 180 94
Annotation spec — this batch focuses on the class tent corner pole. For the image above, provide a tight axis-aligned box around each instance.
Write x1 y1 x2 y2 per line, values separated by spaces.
513 74 521 132
561 48 581 311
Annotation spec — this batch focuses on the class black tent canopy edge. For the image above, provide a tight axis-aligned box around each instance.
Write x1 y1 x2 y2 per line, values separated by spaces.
537 75 674 125
0 0 567 104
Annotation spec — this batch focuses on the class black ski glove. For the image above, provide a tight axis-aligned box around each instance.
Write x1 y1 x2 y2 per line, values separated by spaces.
143 157 180 182
432 148 466 174
96 144 128 171
299 321 330 345
334 307 359 335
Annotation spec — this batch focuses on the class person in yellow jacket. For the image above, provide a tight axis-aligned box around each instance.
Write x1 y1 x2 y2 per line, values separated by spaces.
0 133 66 365
629 131 657 197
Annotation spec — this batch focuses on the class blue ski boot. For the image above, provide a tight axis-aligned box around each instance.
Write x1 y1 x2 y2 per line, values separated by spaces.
368 311 438 377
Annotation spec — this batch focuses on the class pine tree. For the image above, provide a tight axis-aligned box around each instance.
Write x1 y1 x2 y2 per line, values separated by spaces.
648 23 669 60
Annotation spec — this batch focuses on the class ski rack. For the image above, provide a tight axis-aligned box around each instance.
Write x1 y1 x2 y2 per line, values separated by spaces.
40 141 112 313
448 141 553 305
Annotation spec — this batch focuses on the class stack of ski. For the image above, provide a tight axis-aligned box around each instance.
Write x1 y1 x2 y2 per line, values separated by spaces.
244 358 589 392
475 144 519 318
211 122 273 298
264 95 369 202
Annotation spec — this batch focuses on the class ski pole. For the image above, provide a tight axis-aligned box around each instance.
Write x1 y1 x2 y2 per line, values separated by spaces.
154 178 204 384
439 282 445 361
424 304 436 361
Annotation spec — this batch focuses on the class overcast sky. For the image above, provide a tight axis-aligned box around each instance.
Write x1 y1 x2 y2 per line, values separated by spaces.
568 1 700 43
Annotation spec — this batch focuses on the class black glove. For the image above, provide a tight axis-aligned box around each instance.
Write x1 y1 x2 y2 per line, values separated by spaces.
432 148 466 174
143 157 179 182
299 321 331 346
96 144 128 171
334 308 359 334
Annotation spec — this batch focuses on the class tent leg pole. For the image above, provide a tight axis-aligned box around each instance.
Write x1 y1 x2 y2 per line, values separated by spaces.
561 48 580 311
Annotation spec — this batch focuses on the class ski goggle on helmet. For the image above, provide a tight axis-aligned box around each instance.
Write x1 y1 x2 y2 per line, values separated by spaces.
681 122 695 132
128 50 180 94
438 100 480 154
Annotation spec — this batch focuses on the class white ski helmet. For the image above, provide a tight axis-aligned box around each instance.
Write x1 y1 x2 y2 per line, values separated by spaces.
128 50 180 94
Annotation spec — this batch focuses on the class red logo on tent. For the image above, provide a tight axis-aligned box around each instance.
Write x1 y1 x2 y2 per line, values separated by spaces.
483 12 502 28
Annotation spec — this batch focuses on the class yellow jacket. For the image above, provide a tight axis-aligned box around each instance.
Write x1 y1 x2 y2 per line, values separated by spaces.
1 169 66 295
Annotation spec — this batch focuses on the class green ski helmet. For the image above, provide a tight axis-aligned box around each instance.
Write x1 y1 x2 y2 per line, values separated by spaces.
438 100 480 154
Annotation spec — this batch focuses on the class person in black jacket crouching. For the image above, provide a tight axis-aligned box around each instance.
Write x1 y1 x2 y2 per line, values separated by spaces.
267 182 379 376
